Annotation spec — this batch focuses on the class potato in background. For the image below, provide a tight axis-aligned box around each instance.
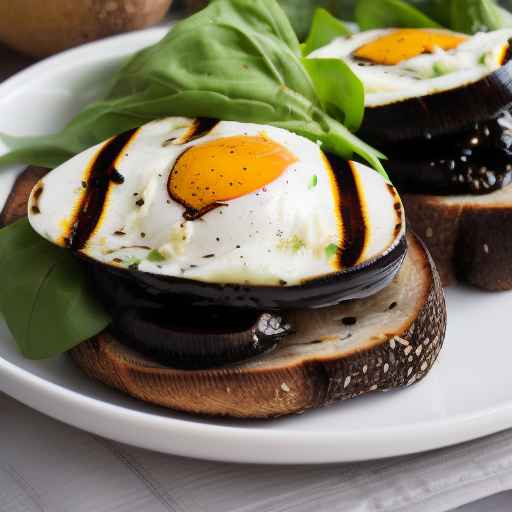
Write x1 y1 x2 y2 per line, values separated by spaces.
0 0 172 58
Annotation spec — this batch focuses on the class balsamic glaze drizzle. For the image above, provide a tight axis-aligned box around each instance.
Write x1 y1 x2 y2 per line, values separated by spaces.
67 128 138 251
180 118 219 144
167 118 222 220
325 155 367 268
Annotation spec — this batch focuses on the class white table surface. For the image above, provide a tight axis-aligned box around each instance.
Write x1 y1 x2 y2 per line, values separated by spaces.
1 393 511 512
457 494 512 511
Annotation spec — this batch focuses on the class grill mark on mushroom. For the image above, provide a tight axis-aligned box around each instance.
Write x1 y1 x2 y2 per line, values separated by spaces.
164 118 219 146
30 181 44 214
66 127 139 251
325 155 368 268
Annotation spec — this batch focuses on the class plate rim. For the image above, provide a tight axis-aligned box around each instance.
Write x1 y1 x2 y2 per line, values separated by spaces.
1 26 511 465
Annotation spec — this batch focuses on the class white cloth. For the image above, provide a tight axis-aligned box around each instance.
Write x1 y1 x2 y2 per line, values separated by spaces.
1 393 511 512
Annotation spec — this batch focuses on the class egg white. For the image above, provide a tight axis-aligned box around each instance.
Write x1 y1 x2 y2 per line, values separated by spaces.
28 118 402 286
309 28 512 107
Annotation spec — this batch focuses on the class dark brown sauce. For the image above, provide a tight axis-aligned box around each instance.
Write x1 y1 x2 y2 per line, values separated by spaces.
325 155 367 268
30 182 44 215
166 117 219 146
186 118 219 142
67 128 138 251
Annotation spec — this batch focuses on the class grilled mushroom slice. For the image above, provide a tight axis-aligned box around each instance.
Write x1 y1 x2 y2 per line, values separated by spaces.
89 259 291 368
360 60 512 144
110 308 290 369
84 231 407 311
70 233 446 418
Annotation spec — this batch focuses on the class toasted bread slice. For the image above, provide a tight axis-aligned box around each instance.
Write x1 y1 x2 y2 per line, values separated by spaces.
70 233 446 418
0 167 446 418
402 187 512 290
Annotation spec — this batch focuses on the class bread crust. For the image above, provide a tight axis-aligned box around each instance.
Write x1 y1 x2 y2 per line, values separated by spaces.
403 189 512 290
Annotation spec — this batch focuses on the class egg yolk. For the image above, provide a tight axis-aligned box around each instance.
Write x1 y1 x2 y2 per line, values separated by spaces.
354 29 467 66
168 135 297 219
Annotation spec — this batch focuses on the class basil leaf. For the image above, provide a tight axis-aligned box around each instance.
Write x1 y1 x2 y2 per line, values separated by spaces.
278 0 356 40
303 58 364 131
0 218 110 359
0 0 384 176
354 0 512 33
448 0 512 32
421 0 453 26
302 8 352 56
355 0 442 30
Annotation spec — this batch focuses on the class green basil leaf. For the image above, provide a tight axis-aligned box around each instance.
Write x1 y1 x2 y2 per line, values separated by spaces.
303 58 364 131
354 0 512 33
448 0 512 33
420 0 453 26
355 0 442 30
302 8 352 56
0 218 110 359
0 0 385 177
278 0 356 40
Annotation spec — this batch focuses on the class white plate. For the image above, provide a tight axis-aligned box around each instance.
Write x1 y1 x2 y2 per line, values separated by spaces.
1 27 512 465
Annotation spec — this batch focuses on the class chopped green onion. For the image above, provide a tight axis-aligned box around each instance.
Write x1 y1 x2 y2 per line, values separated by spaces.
291 235 306 252
125 256 141 268
308 174 318 190
432 62 445 77
325 243 338 258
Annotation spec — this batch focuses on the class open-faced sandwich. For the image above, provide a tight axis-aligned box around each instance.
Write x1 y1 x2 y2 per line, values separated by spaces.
308 17 512 289
0 0 446 418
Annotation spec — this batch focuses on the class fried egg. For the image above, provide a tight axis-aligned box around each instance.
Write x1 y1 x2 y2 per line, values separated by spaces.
28 118 403 286
309 28 512 107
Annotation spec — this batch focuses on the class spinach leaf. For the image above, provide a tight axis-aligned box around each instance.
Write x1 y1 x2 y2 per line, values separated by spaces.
0 0 384 175
302 8 352 56
0 218 110 359
355 0 441 30
303 58 364 131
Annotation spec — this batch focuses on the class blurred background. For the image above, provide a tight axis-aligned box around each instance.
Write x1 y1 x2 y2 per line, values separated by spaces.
2 0 512 61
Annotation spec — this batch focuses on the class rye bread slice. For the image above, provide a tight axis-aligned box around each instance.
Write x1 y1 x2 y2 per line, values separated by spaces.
0 166 447 418
402 187 512 290
70 233 446 418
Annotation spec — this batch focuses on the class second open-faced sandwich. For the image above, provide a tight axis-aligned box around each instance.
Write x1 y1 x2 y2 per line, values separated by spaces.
310 27 512 290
